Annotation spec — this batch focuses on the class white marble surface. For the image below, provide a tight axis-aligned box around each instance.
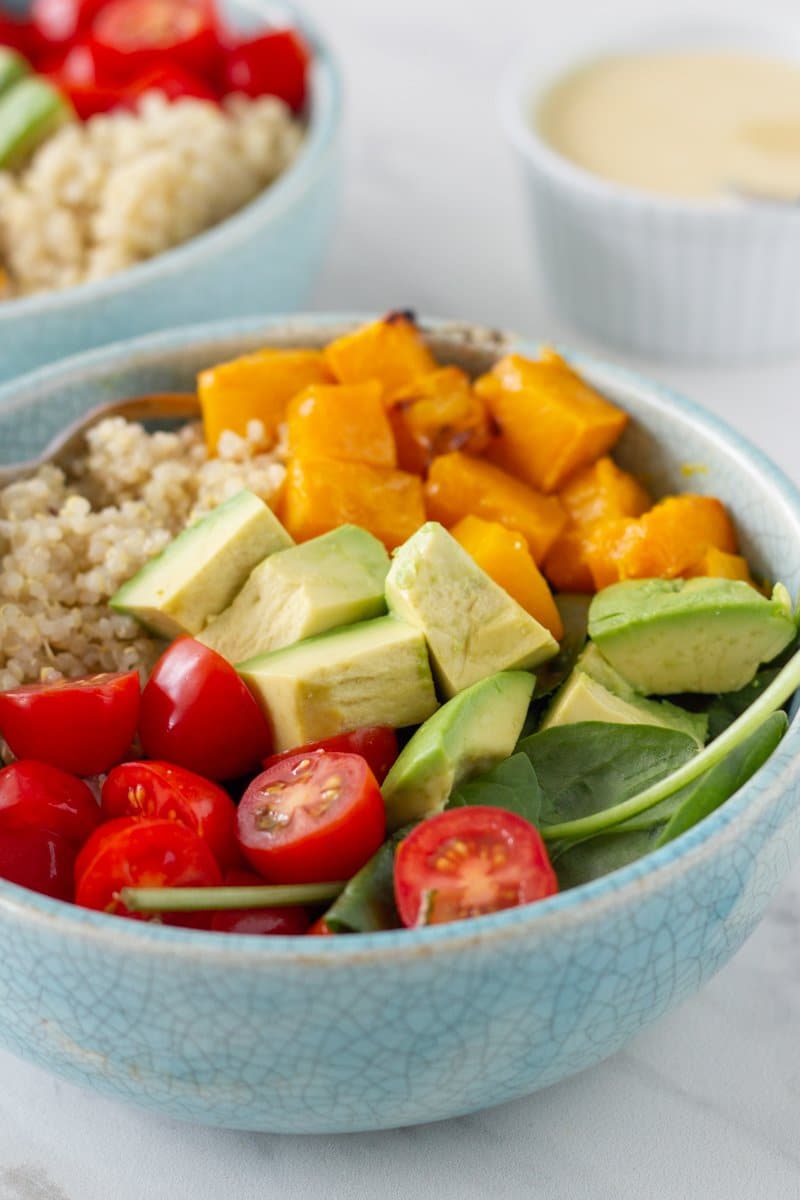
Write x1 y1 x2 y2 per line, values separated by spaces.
3 0 800 1195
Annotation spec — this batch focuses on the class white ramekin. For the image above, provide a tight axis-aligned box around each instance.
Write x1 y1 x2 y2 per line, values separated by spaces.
500 22 800 363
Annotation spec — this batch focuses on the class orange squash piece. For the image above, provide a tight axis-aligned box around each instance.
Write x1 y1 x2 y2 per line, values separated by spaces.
559 456 651 525
388 367 493 473
424 452 567 565
451 516 564 639
476 352 628 493
324 313 437 393
684 547 753 583
585 495 738 590
199 349 333 454
279 457 426 550
542 527 597 594
286 381 396 468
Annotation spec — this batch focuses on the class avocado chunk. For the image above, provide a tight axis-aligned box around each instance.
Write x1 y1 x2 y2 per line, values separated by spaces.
385 522 558 698
238 616 439 752
111 489 293 639
542 662 707 745
198 525 389 663
0 78 72 170
381 670 535 831
589 578 796 694
0 50 28 99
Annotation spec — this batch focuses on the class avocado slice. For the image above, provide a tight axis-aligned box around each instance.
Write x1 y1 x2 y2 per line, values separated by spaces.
589 578 796 694
381 670 535 831
238 616 438 752
0 77 73 170
0 50 28 99
385 522 558 698
542 667 708 745
198 525 389 663
111 489 292 639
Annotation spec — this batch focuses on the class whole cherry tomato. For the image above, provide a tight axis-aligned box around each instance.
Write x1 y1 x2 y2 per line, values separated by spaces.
0 760 100 845
91 0 220 82
221 28 309 111
139 637 272 781
75 816 221 916
263 726 398 784
0 671 140 776
209 868 310 935
101 760 238 870
393 806 558 928
237 752 385 885
0 827 77 901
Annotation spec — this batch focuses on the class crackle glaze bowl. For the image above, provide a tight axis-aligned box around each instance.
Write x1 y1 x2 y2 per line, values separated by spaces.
0 0 341 384
0 316 799 1134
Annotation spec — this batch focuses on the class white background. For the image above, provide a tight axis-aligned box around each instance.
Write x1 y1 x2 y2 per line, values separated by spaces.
2 0 800 1196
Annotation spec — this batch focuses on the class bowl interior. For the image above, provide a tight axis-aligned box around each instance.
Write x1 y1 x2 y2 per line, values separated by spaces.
1 315 800 954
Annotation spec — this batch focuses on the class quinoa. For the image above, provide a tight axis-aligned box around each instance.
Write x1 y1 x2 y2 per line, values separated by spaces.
0 417 285 694
0 92 303 298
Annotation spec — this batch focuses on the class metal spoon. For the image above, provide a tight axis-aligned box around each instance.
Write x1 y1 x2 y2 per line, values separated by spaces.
0 392 201 488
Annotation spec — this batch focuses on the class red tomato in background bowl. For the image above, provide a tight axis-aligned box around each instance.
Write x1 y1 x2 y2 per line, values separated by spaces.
0 670 140 776
221 28 309 111
138 637 272 781
90 0 220 82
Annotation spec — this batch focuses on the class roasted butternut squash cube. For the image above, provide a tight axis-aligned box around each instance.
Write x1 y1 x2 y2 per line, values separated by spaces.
476 352 628 493
199 349 332 454
279 457 426 550
684 547 753 583
559 456 651 525
585 495 738 590
542 527 597 594
286 381 396 468
324 313 437 393
451 515 563 639
388 367 493 473
424 452 567 564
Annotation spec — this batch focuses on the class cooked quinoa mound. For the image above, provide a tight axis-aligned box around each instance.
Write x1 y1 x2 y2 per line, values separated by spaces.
0 93 303 298
0 417 285 692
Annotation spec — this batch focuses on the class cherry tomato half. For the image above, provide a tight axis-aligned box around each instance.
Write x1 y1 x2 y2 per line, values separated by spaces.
101 760 238 870
124 63 216 104
0 670 140 776
0 760 100 845
31 0 109 49
306 917 334 936
221 28 309 111
0 827 77 901
237 752 385 885
75 816 222 916
263 726 398 785
91 0 220 82
394 806 558 928
209 868 310 935
139 638 272 781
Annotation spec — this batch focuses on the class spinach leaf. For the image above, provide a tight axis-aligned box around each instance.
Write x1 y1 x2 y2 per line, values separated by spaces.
532 594 590 700
657 710 788 846
446 753 543 825
706 668 781 740
322 826 413 933
554 826 665 890
517 722 698 830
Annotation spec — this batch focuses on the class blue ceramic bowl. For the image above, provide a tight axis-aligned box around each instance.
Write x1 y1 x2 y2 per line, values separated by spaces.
1 315 799 1134
0 1 341 384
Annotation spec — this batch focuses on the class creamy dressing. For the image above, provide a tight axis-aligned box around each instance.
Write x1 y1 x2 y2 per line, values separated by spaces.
536 51 800 200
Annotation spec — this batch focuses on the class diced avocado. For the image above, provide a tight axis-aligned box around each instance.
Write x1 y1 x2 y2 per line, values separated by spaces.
548 643 708 744
542 668 707 745
381 671 535 831
111 489 292 640
385 522 558 698
237 616 438 752
0 49 28 99
0 78 73 170
198 525 389 663
589 578 796 694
